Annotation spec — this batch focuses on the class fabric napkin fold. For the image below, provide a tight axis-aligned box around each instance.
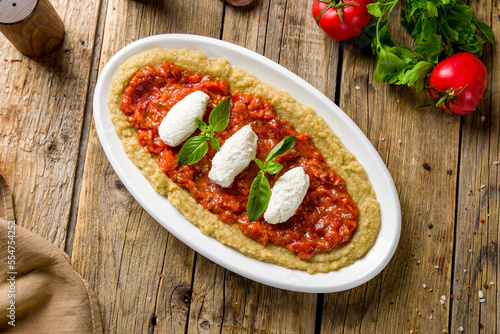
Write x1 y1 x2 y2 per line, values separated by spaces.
0 172 103 333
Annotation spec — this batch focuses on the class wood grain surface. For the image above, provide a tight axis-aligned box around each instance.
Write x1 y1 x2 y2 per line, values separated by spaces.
0 0 498 333
0 0 101 248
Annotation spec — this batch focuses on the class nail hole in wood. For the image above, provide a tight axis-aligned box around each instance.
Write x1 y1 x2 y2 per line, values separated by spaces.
115 179 125 189
200 320 211 330
184 290 192 307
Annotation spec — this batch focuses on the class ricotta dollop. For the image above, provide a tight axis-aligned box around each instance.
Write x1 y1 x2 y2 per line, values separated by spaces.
264 167 310 224
209 124 258 187
158 91 210 147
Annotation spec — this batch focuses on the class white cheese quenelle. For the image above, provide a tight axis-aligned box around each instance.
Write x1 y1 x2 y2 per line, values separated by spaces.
158 91 210 147
209 124 258 187
264 167 310 225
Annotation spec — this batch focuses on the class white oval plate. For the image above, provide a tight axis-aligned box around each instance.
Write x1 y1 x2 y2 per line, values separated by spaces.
94 34 401 293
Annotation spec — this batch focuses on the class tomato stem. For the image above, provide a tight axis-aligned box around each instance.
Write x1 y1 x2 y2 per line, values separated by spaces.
427 84 469 114
314 0 359 27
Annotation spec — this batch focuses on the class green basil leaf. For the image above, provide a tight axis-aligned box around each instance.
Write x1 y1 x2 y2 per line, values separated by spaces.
253 158 265 170
264 160 283 175
208 137 220 151
209 97 231 132
194 118 208 131
177 136 209 166
265 136 296 163
246 171 271 222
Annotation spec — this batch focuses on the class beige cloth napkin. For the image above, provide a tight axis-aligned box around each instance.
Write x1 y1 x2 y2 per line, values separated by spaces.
0 173 103 333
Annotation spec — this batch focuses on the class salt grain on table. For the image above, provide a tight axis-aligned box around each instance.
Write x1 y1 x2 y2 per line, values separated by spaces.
478 290 483 298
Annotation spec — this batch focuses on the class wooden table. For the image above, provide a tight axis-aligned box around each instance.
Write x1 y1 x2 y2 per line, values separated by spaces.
1 0 499 333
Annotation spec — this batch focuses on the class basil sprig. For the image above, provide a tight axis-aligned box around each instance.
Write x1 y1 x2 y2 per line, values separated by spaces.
246 135 296 222
361 0 495 92
177 97 230 166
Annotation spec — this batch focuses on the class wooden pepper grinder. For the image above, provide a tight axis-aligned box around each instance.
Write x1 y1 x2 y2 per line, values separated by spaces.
0 0 65 57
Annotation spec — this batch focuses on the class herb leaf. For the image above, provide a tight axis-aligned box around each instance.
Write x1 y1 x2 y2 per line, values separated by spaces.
246 136 296 221
177 136 209 166
265 161 283 175
364 0 495 93
253 158 265 170
355 20 388 49
246 171 271 222
475 19 495 44
209 97 231 131
208 137 220 151
177 98 231 165
265 136 296 163
194 118 208 131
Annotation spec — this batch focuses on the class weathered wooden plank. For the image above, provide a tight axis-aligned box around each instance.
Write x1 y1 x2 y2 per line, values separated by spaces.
321 5 461 333
70 0 224 332
0 0 101 248
148 235 196 333
64 0 110 258
187 0 341 333
72 136 172 333
276 0 339 99
450 1 499 333
186 256 228 334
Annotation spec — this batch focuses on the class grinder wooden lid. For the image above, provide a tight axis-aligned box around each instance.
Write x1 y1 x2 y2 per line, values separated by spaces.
0 0 38 25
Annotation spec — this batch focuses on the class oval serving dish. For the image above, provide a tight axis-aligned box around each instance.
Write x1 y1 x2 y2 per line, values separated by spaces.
93 34 401 293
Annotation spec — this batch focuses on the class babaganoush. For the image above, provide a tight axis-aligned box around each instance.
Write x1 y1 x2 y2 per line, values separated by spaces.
108 48 381 274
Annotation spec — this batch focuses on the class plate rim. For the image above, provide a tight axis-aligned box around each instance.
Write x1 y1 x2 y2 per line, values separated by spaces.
93 33 401 293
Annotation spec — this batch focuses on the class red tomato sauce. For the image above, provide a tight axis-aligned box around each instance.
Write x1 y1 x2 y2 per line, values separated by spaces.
120 62 358 259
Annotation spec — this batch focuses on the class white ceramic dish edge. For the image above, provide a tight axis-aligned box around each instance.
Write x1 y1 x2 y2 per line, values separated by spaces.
93 34 401 293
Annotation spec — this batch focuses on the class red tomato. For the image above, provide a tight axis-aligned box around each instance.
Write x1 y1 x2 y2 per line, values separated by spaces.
312 0 372 41
427 52 487 115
